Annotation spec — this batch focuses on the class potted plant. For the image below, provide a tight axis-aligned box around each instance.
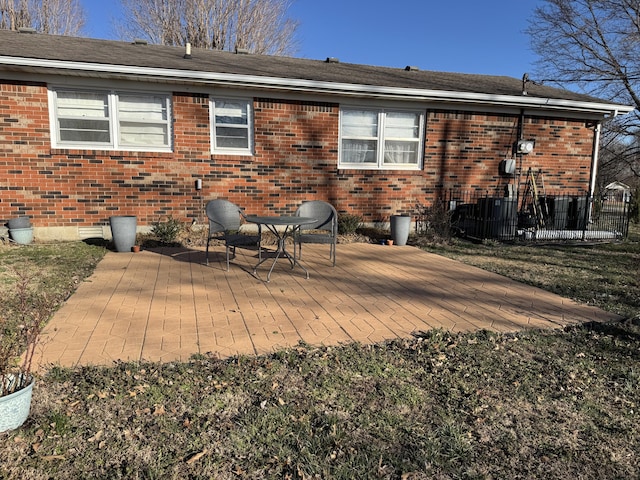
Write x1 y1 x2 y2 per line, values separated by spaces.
0 270 48 432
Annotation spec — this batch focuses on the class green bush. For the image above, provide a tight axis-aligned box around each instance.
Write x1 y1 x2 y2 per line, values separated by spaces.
151 216 183 244
338 213 363 234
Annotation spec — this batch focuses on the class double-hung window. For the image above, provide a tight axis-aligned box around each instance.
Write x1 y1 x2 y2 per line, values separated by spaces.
210 98 253 155
50 88 172 151
117 94 171 148
340 107 424 169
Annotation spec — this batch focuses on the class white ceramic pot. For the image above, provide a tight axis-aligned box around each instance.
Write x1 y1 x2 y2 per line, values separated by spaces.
0 375 34 432
9 227 34 245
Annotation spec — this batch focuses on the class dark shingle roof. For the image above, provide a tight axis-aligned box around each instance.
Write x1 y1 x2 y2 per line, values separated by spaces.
0 29 630 109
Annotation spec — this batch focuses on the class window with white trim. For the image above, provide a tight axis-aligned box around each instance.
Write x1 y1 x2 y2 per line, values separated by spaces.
339 107 424 169
210 98 253 154
50 89 172 151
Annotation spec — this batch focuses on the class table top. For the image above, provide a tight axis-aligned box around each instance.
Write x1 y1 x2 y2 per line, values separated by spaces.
245 215 316 226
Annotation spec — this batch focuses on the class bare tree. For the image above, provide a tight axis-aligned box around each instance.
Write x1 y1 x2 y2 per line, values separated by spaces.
599 125 640 188
527 0 640 184
0 0 84 34
118 0 298 55
0 0 30 30
30 0 85 35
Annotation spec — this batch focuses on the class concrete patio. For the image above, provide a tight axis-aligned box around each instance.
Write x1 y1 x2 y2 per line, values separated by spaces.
34 243 621 370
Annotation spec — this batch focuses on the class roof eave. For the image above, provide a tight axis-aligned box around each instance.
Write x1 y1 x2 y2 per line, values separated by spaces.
1 55 635 117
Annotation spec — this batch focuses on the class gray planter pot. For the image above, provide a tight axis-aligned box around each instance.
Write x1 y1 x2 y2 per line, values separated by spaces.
9 227 33 245
7 216 31 229
390 215 411 246
0 375 34 432
109 216 137 252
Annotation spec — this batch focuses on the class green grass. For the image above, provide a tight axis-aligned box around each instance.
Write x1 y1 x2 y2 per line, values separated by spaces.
418 225 640 318
0 232 639 479
0 241 105 306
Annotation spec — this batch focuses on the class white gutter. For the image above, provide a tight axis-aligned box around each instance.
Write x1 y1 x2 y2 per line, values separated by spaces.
0 55 635 115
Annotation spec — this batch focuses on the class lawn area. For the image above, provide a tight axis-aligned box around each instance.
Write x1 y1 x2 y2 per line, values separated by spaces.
418 224 640 319
0 230 639 479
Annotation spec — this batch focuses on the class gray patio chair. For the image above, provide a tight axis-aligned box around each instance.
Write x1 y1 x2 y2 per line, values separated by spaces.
205 199 261 270
294 200 337 266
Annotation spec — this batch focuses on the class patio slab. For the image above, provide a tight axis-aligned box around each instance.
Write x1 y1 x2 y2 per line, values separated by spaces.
33 243 622 370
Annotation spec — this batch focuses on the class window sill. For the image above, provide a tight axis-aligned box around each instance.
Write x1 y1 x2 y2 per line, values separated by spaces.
50 148 174 157
338 165 422 172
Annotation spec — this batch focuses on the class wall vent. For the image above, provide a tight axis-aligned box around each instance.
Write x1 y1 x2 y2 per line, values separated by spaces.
78 226 105 239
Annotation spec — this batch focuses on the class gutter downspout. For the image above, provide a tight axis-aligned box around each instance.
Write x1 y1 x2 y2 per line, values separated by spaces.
585 122 602 240
587 108 621 236
516 109 525 213
588 121 602 204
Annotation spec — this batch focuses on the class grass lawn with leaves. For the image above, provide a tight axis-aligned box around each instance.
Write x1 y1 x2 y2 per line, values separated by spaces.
0 229 639 479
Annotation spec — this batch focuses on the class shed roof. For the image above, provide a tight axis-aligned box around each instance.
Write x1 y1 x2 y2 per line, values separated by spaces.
605 181 631 191
0 29 635 117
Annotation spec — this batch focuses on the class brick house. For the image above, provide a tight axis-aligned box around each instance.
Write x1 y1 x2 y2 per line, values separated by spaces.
0 29 634 241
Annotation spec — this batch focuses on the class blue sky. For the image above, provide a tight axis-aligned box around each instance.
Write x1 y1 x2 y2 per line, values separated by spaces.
82 0 541 79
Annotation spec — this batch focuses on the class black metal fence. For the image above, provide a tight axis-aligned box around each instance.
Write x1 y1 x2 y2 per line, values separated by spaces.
419 190 631 242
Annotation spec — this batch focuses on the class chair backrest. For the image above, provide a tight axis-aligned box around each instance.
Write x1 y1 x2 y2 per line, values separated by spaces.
206 199 242 234
296 201 337 232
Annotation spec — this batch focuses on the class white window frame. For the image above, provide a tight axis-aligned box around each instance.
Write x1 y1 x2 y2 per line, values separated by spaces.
210 97 254 155
339 107 425 170
49 88 173 152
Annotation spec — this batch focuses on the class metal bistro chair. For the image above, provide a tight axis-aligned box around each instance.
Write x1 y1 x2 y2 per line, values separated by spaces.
205 199 262 271
294 200 337 266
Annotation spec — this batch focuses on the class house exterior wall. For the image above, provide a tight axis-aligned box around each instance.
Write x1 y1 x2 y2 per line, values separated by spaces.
424 110 594 194
0 80 595 239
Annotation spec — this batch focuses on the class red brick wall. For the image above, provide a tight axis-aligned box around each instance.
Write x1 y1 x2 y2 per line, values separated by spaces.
0 82 595 229
424 110 594 196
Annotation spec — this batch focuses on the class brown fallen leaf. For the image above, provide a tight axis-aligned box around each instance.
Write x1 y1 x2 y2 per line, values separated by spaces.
42 455 66 461
88 430 104 443
186 449 209 465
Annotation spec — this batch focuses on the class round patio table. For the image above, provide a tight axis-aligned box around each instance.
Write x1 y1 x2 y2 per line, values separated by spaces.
244 215 316 282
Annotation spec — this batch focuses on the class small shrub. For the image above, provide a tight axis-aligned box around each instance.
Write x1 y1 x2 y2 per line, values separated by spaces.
415 201 453 242
1 269 51 396
338 214 363 235
151 217 183 244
